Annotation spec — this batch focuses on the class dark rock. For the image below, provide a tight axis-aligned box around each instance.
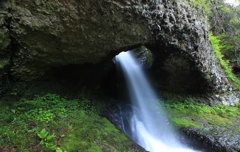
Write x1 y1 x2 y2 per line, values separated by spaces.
179 127 226 152
0 1 11 95
101 101 147 152
160 51 209 94
8 0 154 80
179 127 240 152
0 0 238 104
132 46 154 69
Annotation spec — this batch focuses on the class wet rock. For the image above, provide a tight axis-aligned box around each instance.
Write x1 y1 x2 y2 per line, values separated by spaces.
179 128 226 152
101 101 146 152
179 127 240 152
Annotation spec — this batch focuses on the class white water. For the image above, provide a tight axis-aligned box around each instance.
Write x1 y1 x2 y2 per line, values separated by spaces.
115 51 198 152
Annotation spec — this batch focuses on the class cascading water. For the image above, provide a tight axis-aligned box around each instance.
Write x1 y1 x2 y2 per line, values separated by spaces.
115 51 199 152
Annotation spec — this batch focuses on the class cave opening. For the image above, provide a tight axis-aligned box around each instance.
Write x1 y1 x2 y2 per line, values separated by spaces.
0 46 216 152
20 46 211 100
2 45 213 103
150 48 211 95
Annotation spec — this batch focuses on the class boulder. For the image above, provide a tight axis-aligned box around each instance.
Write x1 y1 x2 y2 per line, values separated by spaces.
132 46 154 68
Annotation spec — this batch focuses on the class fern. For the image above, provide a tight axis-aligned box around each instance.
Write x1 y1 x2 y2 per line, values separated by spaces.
209 32 240 88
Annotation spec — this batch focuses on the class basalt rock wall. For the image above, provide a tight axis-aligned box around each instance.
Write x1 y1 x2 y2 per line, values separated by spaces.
0 0 238 105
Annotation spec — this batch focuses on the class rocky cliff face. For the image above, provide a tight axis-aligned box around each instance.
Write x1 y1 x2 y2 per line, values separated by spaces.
6 0 154 79
0 1 10 81
0 0 238 105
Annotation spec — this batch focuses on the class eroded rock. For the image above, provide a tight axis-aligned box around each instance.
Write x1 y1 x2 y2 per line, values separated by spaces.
8 0 153 79
132 46 154 68
0 1 11 95
180 127 240 152
0 0 238 104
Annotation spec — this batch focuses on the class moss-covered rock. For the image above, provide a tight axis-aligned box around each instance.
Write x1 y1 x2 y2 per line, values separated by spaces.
164 99 240 152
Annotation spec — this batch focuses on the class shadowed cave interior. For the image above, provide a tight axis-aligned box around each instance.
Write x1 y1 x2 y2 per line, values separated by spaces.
24 46 211 100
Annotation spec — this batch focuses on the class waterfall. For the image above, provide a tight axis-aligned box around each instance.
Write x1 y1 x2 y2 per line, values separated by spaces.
115 51 199 152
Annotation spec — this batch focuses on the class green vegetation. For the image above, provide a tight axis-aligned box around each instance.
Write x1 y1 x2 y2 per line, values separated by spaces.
164 99 240 130
180 0 240 85
187 0 210 15
0 94 134 152
209 32 240 88
209 1 240 77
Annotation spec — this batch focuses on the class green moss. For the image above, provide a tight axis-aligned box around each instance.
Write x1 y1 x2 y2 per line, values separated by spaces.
237 126 240 132
164 99 240 129
0 94 134 151
171 118 201 129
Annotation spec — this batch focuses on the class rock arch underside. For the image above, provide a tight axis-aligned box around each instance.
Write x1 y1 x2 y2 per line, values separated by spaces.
0 0 239 105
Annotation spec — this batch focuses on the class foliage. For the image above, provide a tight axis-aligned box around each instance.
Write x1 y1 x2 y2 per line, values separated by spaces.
209 32 240 87
180 0 240 82
0 94 133 151
164 99 240 130
187 0 210 14
209 1 240 71
37 128 58 150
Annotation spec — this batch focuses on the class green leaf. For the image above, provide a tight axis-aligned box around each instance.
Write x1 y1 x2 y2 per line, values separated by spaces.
47 134 55 141
45 142 56 149
28 129 35 133
11 109 16 114
38 128 48 139
40 140 45 145
56 147 63 152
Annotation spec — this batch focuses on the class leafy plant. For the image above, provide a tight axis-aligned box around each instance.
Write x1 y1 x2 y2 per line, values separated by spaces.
37 128 58 150
209 1 240 77
0 94 134 151
209 32 240 88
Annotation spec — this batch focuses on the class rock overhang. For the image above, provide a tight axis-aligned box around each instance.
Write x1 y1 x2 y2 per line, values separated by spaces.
0 0 238 105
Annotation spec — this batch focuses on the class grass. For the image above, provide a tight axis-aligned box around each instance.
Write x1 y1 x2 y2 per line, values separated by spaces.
1 93 239 151
0 94 134 152
163 99 240 130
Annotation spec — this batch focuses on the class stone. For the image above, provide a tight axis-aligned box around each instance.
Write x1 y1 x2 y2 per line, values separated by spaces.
0 1 11 94
180 126 240 152
9 0 154 79
132 46 154 69
0 0 238 105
